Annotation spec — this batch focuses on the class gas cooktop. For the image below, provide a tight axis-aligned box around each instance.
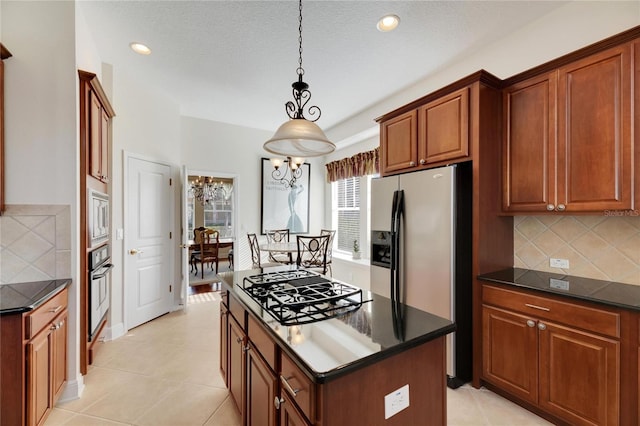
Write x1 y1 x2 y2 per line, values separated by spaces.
240 270 367 326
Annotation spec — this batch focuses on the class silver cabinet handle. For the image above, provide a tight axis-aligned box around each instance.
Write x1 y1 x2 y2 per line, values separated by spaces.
50 323 59 330
538 322 547 331
243 345 250 353
274 396 285 409
409 161 416 167
280 376 300 397
546 204 555 211
525 303 550 312
236 337 243 344
419 159 426 165
556 204 566 211
526 320 536 328
49 306 62 314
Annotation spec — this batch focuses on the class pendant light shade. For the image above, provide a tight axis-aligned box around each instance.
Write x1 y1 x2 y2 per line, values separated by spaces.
264 0 335 159
264 118 335 157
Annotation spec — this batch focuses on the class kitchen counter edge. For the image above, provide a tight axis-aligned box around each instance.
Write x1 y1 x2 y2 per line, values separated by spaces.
0 279 71 315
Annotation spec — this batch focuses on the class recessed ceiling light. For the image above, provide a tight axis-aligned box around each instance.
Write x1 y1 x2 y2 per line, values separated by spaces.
130 42 151 55
377 14 400 32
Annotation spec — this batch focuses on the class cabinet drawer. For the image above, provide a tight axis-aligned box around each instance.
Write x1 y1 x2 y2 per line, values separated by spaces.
280 353 314 423
26 288 68 340
228 293 246 330
248 315 277 371
483 285 619 338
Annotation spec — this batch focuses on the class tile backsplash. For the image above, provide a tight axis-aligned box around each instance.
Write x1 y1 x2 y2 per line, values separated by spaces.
0 205 71 284
514 215 640 285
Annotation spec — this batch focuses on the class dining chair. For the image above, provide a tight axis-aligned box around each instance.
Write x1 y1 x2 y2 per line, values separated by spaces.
265 229 293 264
296 234 331 275
190 227 207 273
193 229 220 279
320 229 336 275
247 233 280 269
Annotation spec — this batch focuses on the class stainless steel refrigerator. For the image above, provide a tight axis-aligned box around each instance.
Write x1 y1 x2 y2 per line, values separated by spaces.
370 163 472 388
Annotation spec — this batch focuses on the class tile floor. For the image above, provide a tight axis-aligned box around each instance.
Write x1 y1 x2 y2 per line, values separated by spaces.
46 291 552 426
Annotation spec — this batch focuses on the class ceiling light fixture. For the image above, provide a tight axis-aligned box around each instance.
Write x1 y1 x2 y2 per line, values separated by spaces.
189 177 229 206
377 14 400 32
130 42 152 55
263 0 335 163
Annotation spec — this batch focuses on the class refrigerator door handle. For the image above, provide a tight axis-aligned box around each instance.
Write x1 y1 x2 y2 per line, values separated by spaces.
395 190 404 304
390 190 399 302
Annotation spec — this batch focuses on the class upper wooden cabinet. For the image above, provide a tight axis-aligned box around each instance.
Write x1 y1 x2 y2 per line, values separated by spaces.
377 72 496 176
79 71 115 186
503 43 633 213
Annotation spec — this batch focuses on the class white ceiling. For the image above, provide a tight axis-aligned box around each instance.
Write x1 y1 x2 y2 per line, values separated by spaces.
78 0 569 141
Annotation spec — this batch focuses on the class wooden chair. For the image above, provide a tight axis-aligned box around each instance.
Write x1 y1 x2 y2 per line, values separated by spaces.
247 233 280 269
265 229 293 264
190 226 207 272
296 234 330 275
193 229 220 279
320 229 336 275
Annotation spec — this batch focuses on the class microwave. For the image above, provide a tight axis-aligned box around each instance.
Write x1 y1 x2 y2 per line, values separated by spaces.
89 189 110 247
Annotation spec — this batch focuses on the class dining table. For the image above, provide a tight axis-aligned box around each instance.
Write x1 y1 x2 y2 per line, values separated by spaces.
259 242 298 253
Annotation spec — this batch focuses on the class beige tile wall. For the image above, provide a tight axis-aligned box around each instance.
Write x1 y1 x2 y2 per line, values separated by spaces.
514 215 640 285
0 205 71 284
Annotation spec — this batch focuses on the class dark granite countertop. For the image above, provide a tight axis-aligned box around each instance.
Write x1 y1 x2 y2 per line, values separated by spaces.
0 279 71 315
219 267 455 384
478 268 640 312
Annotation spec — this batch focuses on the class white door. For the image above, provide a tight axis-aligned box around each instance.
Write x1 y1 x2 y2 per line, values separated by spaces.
125 155 173 329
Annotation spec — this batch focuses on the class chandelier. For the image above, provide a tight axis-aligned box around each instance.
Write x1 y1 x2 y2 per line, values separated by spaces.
271 157 304 188
263 0 335 162
189 177 228 206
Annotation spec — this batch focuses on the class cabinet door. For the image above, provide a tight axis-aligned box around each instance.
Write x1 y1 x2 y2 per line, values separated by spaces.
503 73 556 212
279 391 310 426
246 343 277 426
100 107 110 183
538 321 619 426
220 303 229 386
380 110 417 174
89 90 103 182
482 305 538 404
228 316 246 416
27 327 53 426
557 44 632 211
52 312 67 403
419 86 469 165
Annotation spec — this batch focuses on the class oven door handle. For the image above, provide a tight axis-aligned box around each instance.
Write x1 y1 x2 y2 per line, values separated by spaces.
92 263 114 279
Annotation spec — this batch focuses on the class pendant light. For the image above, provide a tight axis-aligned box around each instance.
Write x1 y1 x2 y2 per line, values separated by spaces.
263 0 335 159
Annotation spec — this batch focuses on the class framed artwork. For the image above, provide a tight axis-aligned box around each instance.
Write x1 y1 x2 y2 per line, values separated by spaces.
261 158 310 234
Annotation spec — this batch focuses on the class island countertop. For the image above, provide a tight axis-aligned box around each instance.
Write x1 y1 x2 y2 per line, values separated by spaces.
478 268 640 312
0 279 71 315
219 267 455 384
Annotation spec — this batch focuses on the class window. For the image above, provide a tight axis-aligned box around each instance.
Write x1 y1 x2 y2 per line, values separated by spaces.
331 176 372 257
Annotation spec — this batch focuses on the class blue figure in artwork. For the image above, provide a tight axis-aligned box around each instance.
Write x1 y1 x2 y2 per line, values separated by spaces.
286 182 304 232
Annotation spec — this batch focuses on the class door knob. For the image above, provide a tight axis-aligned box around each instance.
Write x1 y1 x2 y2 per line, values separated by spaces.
129 249 143 255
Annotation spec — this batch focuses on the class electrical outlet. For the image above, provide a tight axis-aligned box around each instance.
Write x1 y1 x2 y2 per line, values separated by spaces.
550 258 569 269
384 384 410 419
550 278 570 291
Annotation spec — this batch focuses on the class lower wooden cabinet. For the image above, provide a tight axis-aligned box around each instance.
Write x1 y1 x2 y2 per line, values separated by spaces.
279 391 310 426
219 302 228 386
245 342 277 426
228 315 246 415
482 284 621 425
0 287 68 426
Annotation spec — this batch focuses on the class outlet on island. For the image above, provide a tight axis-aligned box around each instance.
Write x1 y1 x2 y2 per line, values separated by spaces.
550 258 569 269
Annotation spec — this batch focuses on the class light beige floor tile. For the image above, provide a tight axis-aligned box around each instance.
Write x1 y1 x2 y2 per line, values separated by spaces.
203 395 242 426
44 408 77 425
446 386 489 425
134 382 230 426
471 387 553 426
63 414 131 425
81 376 176 423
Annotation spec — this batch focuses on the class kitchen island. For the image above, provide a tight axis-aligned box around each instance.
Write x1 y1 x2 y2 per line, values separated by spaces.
218 267 455 425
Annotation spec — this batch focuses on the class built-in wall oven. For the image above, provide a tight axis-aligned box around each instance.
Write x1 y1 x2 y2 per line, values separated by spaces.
89 189 109 248
88 244 113 342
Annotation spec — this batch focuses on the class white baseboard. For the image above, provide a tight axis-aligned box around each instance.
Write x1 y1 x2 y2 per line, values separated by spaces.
57 375 85 403
107 322 126 341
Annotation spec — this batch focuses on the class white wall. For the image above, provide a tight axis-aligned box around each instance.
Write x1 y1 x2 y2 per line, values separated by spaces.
2 0 83 401
180 116 327 270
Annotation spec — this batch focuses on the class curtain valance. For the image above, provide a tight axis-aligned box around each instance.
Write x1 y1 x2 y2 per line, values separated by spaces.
325 147 379 183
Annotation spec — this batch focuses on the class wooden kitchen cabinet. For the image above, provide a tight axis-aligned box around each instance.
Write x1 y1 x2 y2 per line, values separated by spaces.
245 342 277 426
0 286 68 426
220 302 229 386
79 70 115 186
482 284 620 425
503 43 632 213
378 77 482 176
228 315 246 416
279 390 310 426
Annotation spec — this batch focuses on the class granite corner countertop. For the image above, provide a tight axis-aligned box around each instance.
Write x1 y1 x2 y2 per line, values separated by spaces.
0 279 71 315
478 268 640 312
